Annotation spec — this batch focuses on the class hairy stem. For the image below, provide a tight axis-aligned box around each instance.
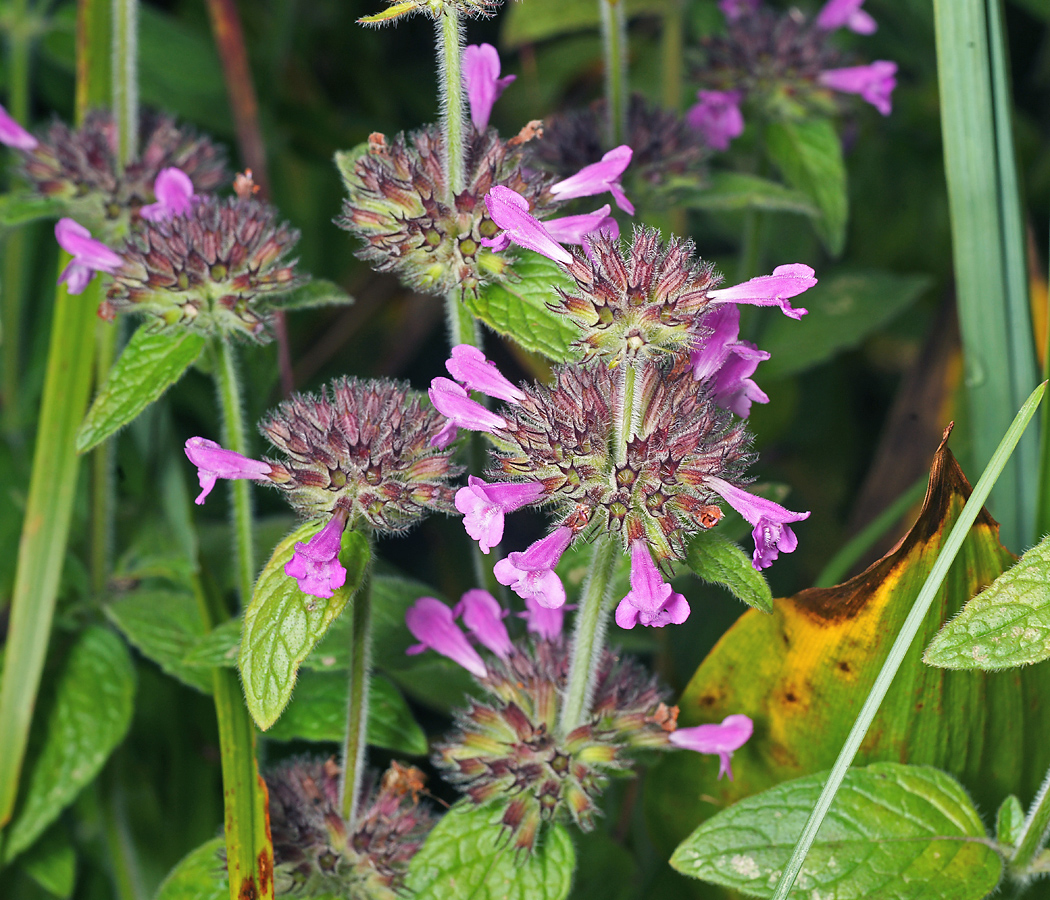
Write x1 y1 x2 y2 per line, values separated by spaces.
111 0 138 163
1011 765 1050 875
437 9 466 200
559 534 619 735
340 568 373 825
600 0 628 145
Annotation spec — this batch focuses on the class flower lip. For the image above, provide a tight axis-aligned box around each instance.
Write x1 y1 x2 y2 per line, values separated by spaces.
454 589 513 659
462 43 516 132
446 344 526 404
184 436 272 504
668 713 753 779
455 476 545 554
483 185 574 265
707 263 817 319
707 476 810 570
55 218 124 294
405 596 488 679
614 540 691 629
284 512 349 599
493 526 573 609
428 377 508 435
818 61 897 116
140 166 197 221
550 145 635 215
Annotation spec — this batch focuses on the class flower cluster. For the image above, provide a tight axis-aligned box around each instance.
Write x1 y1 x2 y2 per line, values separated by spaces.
405 590 752 849
266 757 437 900
688 0 897 150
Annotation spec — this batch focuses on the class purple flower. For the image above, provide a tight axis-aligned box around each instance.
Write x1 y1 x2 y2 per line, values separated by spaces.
483 186 574 265
686 91 745 152
521 594 564 641
284 512 349 599
493 526 573 609
54 218 123 295
183 436 272 504
0 103 37 151
691 305 770 418
428 376 507 447
455 476 545 554
816 0 877 34
463 43 516 132
455 589 513 659
550 145 635 215
446 344 526 403
819 61 898 116
140 167 197 222
406 596 488 679
707 476 810 570
707 263 817 319
719 0 759 21
669 714 753 780
614 540 691 629
543 205 619 256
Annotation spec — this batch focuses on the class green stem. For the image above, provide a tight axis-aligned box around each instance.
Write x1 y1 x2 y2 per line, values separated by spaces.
111 0 138 165
660 0 683 111
0 272 100 828
212 337 256 605
340 567 373 825
90 320 118 594
437 9 465 200
769 381 1046 900
599 0 628 145
559 535 619 735
1012 765 1050 875
445 289 481 350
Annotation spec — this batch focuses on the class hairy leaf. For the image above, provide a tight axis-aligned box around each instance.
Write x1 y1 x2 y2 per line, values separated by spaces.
996 795 1024 847
671 762 1001 900
924 533 1050 670
106 589 213 693
239 524 370 730
182 616 244 669
3 628 136 862
76 325 206 453
154 838 228 900
406 802 575 900
665 172 818 217
686 530 773 613
765 119 847 256
466 252 581 363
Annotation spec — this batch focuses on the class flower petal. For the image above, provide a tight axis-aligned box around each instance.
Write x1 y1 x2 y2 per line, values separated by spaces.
184 436 272 504
405 596 488 678
669 714 754 780
455 588 513 659
446 344 526 403
483 186 574 265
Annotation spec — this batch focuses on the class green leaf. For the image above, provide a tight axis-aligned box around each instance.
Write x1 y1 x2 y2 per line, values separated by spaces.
239 524 370 730
181 617 244 669
671 762 1002 900
406 802 576 900
501 0 672 47
686 530 773 613
154 837 228 900
3 628 136 863
105 589 213 693
765 119 848 256
924 533 1050 670
0 193 68 227
665 172 819 217
18 825 76 898
273 279 354 312
758 271 930 380
265 671 428 755
466 253 581 363
76 326 206 453
996 795 1024 847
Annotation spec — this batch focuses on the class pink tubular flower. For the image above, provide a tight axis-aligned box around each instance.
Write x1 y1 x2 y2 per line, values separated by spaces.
816 0 877 35
55 218 123 295
707 476 810 570
406 596 488 679
669 714 753 780
686 91 745 152
140 167 197 222
550 145 635 215
521 594 564 641
463 43 516 132
719 0 759 21
446 344 526 403
284 511 349 599
691 305 770 418
428 376 507 447
483 186 573 265
0 103 37 150
455 476 545 554
493 526 573 610
707 263 817 319
614 540 691 629
184 436 272 504
819 61 897 116
543 205 619 255
455 589 513 659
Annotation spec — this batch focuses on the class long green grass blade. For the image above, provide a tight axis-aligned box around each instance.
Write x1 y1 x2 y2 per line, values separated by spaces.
769 381 1045 900
933 0 1040 551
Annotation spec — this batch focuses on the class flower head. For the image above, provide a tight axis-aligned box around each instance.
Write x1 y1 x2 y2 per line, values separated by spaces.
406 596 489 678
686 90 745 151
614 540 691 629
819 61 898 116
0 103 37 151
455 476 545 554
184 436 272 504
550 145 634 214
816 0 877 34
285 511 350 599
494 527 573 609
463 44 516 132
669 714 753 780
55 218 123 295
139 167 197 221
708 476 809 569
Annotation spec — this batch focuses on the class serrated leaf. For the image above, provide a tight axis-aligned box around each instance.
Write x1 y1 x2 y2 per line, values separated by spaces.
686 530 773 613
181 616 244 669
239 525 370 730
665 172 819 217
924 533 1050 670
502 0 672 47
18 825 76 898
996 795 1024 847
671 762 1002 900
76 326 206 453
758 271 930 380
406 802 575 900
105 589 213 693
465 253 581 363
273 279 354 312
112 521 196 586
265 671 428 755
0 193 68 226
154 837 228 900
765 119 848 256
3 628 136 863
